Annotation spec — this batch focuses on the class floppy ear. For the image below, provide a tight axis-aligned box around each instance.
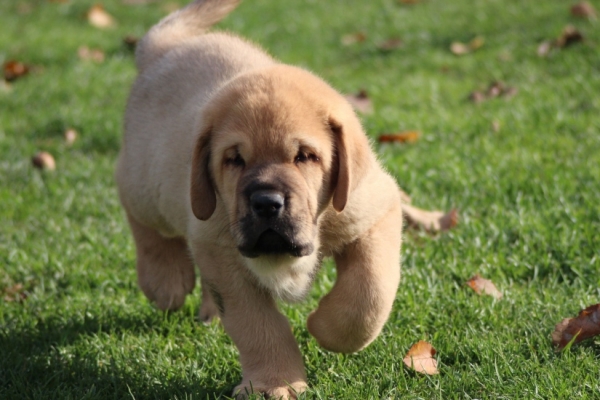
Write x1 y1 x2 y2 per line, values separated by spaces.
190 130 217 220
328 108 370 213
329 118 349 212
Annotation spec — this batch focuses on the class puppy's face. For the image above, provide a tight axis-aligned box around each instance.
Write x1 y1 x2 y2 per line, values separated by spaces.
191 67 358 300
201 71 339 252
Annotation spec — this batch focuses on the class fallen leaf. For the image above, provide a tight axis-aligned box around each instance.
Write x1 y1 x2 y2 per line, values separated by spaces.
344 89 373 115
466 274 502 299
87 4 115 29
450 41 470 55
123 35 139 51
571 2 596 19
378 131 420 144
64 128 78 145
2 283 28 302
556 25 584 48
32 151 56 171
552 304 600 350
469 91 486 104
450 36 484 56
403 341 439 375
377 37 403 51
468 36 485 51
537 40 553 57
78 46 105 62
469 81 518 103
341 32 367 46
3 60 30 82
402 204 458 233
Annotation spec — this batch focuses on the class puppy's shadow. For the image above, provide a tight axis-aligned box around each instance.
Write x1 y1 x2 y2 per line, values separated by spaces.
0 309 235 399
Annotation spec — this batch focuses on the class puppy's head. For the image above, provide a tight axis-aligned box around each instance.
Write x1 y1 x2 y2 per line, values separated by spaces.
191 66 369 300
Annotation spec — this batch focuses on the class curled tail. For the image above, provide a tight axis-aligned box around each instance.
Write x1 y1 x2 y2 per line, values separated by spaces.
135 0 241 71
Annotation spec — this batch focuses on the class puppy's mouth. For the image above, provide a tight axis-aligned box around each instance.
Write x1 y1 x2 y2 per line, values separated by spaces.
238 229 314 258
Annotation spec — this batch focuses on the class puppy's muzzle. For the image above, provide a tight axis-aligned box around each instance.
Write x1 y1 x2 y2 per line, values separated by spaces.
238 189 314 258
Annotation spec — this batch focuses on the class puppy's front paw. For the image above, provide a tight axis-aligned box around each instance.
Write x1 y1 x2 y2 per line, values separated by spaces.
233 380 307 399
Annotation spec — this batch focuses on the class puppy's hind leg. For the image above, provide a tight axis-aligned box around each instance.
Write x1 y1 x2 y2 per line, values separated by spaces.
126 213 196 311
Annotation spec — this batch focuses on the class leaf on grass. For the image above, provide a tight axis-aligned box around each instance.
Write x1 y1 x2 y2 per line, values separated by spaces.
466 274 502 299
571 2 596 19
32 151 56 171
341 32 367 46
450 36 484 55
123 35 139 51
539 25 585 56
377 37 403 52
552 304 600 350
3 60 30 82
344 89 373 115
402 204 458 233
403 341 439 375
87 4 116 29
537 41 553 57
78 46 105 63
2 283 28 302
378 131 420 144
556 25 584 48
64 128 78 145
469 81 518 103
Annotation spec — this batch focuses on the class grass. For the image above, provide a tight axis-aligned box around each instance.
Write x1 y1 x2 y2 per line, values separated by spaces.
1 0 599 398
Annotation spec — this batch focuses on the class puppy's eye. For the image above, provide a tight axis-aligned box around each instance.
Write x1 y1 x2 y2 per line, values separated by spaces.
294 151 319 164
225 153 245 167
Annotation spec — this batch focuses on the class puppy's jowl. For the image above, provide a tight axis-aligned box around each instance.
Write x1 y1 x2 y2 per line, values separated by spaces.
116 0 402 397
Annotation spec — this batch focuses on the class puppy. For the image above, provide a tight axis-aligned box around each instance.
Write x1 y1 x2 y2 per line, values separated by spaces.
116 0 402 397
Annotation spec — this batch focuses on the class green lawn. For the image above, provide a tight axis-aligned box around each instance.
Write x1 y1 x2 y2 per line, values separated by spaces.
1 0 599 398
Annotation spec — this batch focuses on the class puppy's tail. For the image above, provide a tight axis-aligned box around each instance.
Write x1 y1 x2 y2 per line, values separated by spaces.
135 0 241 71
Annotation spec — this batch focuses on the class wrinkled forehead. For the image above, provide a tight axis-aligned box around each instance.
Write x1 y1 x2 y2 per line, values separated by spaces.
210 93 334 162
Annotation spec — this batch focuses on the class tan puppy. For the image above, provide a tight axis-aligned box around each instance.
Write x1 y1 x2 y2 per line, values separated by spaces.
116 0 402 397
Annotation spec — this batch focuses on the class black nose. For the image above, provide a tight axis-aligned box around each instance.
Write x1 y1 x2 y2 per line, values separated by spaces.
250 191 285 218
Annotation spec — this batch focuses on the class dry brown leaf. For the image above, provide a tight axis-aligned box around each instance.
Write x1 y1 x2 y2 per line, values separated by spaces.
571 2 596 19
537 41 553 57
377 37 403 51
78 46 105 62
32 151 56 171
341 32 367 46
469 81 518 103
87 4 115 29
2 283 28 302
64 128 78 145
552 304 600 350
450 41 470 55
556 25 584 47
403 341 439 375
3 60 30 82
468 36 485 51
344 89 373 115
466 274 502 299
378 131 420 144
123 35 139 51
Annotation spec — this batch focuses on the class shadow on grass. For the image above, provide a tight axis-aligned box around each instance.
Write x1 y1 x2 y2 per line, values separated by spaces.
0 310 234 399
